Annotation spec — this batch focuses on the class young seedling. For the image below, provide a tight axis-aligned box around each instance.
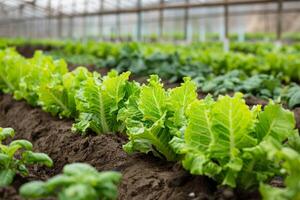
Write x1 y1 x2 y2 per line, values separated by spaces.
0 127 53 187
20 163 122 200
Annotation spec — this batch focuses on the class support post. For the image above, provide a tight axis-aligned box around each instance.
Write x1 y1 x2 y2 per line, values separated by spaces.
83 0 88 39
57 0 63 38
224 0 229 39
137 0 142 41
99 0 104 39
116 0 121 40
184 0 189 41
69 0 75 38
18 4 24 37
223 0 229 51
47 0 52 38
276 0 283 44
158 0 164 38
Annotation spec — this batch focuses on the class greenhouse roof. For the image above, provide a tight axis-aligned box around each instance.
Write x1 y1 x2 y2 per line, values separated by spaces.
1 0 251 20
0 0 294 23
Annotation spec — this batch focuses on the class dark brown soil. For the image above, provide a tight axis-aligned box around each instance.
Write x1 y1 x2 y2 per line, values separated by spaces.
16 45 54 58
0 94 262 200
294 108 300 130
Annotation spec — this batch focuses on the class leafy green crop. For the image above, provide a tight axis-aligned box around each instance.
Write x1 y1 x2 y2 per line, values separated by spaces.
0 49 68 106
72 70 132 134
259 138 300 200
1 47 300 197
170 93 297 189
119 75 197 161
17 51 68 106
38 67 92 118
0 127 53 187
200 70 245 96
20 163 121 200
0 48 28 94
237 74 282 99
282 83 300 109
200 70 282 100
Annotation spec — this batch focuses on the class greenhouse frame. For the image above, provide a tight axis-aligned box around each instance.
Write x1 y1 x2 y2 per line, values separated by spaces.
0 0 299 42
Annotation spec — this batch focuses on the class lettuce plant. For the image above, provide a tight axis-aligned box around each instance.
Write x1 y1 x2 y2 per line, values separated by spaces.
259 138 300 200
282 83 300 109
20 163 121 200
200 70 245 96
38 67 92 118
72 70 132 135
0 49 68 106
16 51 68 106
237 74 282 99
0 127 53 187
0 48 27 94
200 71 282 100
118 75 197 161
170 93 297 188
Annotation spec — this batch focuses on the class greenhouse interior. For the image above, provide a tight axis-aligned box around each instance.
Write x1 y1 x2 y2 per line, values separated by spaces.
0 0 300 200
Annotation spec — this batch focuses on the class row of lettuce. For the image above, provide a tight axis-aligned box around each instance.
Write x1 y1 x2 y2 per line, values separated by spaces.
1 48 300 199
99 32 300 42
2 39 300 108
0 127 121 200
51 41 300 108
55 41 300 83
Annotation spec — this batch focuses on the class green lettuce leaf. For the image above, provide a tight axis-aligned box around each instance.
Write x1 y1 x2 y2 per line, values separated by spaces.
121 75 175 160
0 48 28 94
121 76 197 161
170 93 297 188
259 138 300 200
255 102 295 142
0 127 53 187
16 51 68 106
20 163 121 200
72 70 131 134
38 67 92 118
167 77 197 137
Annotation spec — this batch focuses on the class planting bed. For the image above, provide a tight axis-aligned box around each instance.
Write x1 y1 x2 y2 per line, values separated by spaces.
1 89 299 200
0 93 263 200
1 46 300 200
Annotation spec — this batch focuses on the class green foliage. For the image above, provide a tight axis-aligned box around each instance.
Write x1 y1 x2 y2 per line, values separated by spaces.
0 127 53 187
38 67 92 118
3 40 300 101
200 70 245 96
16 51 68 106
119 76 197 161
259 138 300 200
0 49 68 106
20 163 121 200
48 51 103 66
39 39 300 86
0 48 27 94
170 93 297 188
72 70 132 134
237 74 282 99
282 83 300 109
200 70 282 100
1 46 300 197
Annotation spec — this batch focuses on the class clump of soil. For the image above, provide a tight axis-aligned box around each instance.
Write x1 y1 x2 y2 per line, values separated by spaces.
294 108 300 130
16 45 54 58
